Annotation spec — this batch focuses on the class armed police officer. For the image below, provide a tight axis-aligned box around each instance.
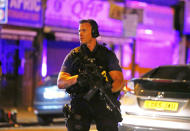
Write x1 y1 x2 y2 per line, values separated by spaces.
57 19 124 131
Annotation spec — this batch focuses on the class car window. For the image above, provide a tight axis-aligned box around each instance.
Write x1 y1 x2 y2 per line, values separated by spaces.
142 66 190 81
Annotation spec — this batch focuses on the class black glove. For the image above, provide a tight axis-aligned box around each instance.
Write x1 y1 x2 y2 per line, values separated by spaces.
77 73 89 87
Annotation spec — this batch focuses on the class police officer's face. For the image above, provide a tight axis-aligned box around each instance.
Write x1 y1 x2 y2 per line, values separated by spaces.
79 23 93 44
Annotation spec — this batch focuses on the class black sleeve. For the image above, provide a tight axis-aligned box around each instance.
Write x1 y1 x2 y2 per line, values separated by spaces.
60 52 73 74
107 51 122 72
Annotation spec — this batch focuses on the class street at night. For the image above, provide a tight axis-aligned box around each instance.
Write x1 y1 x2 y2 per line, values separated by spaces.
1 0 190 131
0 108 97 131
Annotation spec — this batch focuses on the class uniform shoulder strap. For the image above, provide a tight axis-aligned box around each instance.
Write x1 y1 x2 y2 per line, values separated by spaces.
71 46 80 55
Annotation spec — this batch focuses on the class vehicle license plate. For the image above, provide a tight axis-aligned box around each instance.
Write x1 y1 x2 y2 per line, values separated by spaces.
143 100 179 111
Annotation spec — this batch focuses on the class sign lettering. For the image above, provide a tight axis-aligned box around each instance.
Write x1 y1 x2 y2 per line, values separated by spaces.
9 0 41 12
71 1 103 19
8 0 42 28
45 0 123 36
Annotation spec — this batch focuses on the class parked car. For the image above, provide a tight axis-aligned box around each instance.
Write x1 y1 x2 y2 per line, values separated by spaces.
119 65 190 131
34 74 71 125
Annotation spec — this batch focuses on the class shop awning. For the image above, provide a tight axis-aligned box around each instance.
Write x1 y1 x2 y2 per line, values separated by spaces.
0 28 37 41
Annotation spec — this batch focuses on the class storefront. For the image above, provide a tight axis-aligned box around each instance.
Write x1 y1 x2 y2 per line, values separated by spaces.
0 0 183 107
0 0 43 107
121 1 180 79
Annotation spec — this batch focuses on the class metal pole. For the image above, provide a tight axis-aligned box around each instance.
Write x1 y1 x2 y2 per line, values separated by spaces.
131 38 136 78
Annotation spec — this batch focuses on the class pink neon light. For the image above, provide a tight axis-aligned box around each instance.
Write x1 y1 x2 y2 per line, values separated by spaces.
41 40 47 77
42 63 47 77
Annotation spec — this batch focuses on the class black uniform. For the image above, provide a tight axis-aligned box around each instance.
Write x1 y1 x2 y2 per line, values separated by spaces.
60 43 122 131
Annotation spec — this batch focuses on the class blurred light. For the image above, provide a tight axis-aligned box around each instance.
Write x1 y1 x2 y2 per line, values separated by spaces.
127 81 135 90
41 40 47 77
144 29 153 35
123 86 127 91
42 63 47 77
128 0 179 7
122 44 132 80
120 105 128 115
123 85 133 93
126 70 131 78
43 86 66 99
123 44 132 66
42 105 63 109
122 69 131 80
127 0 148 8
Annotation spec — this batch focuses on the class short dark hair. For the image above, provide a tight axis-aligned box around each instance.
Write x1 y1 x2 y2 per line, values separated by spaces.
79 19 100 38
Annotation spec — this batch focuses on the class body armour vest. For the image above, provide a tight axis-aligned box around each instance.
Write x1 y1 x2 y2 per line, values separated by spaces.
66 44 113 96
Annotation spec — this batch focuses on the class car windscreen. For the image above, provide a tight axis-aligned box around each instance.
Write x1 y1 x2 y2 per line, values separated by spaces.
142 66 190 81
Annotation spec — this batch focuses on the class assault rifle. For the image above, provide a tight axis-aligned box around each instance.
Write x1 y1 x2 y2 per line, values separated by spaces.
81 58 122 122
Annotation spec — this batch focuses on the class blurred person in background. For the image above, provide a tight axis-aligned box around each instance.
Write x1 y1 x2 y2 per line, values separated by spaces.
57 19 124 131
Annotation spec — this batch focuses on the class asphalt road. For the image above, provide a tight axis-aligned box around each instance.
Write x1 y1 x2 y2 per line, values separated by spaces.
0 122 97 131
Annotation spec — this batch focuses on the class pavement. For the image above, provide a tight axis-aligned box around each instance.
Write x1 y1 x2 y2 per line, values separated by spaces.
3 106 38 124
16 107 37 123
1 107 98 130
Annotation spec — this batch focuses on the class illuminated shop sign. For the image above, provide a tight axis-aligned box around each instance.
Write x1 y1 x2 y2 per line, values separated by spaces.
45 0 123 36
7 0 42 28
0 0 8 24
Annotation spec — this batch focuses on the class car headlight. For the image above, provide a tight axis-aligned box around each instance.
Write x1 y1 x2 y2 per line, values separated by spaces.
43 85 66 99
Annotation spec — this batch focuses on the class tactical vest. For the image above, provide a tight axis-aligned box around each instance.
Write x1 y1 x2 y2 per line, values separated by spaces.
66 44 113 96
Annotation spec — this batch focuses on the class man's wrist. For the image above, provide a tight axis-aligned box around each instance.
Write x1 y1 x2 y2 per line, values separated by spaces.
72 75 78 85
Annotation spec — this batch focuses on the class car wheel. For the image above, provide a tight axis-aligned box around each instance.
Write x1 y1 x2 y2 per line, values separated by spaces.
37 115 53 125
